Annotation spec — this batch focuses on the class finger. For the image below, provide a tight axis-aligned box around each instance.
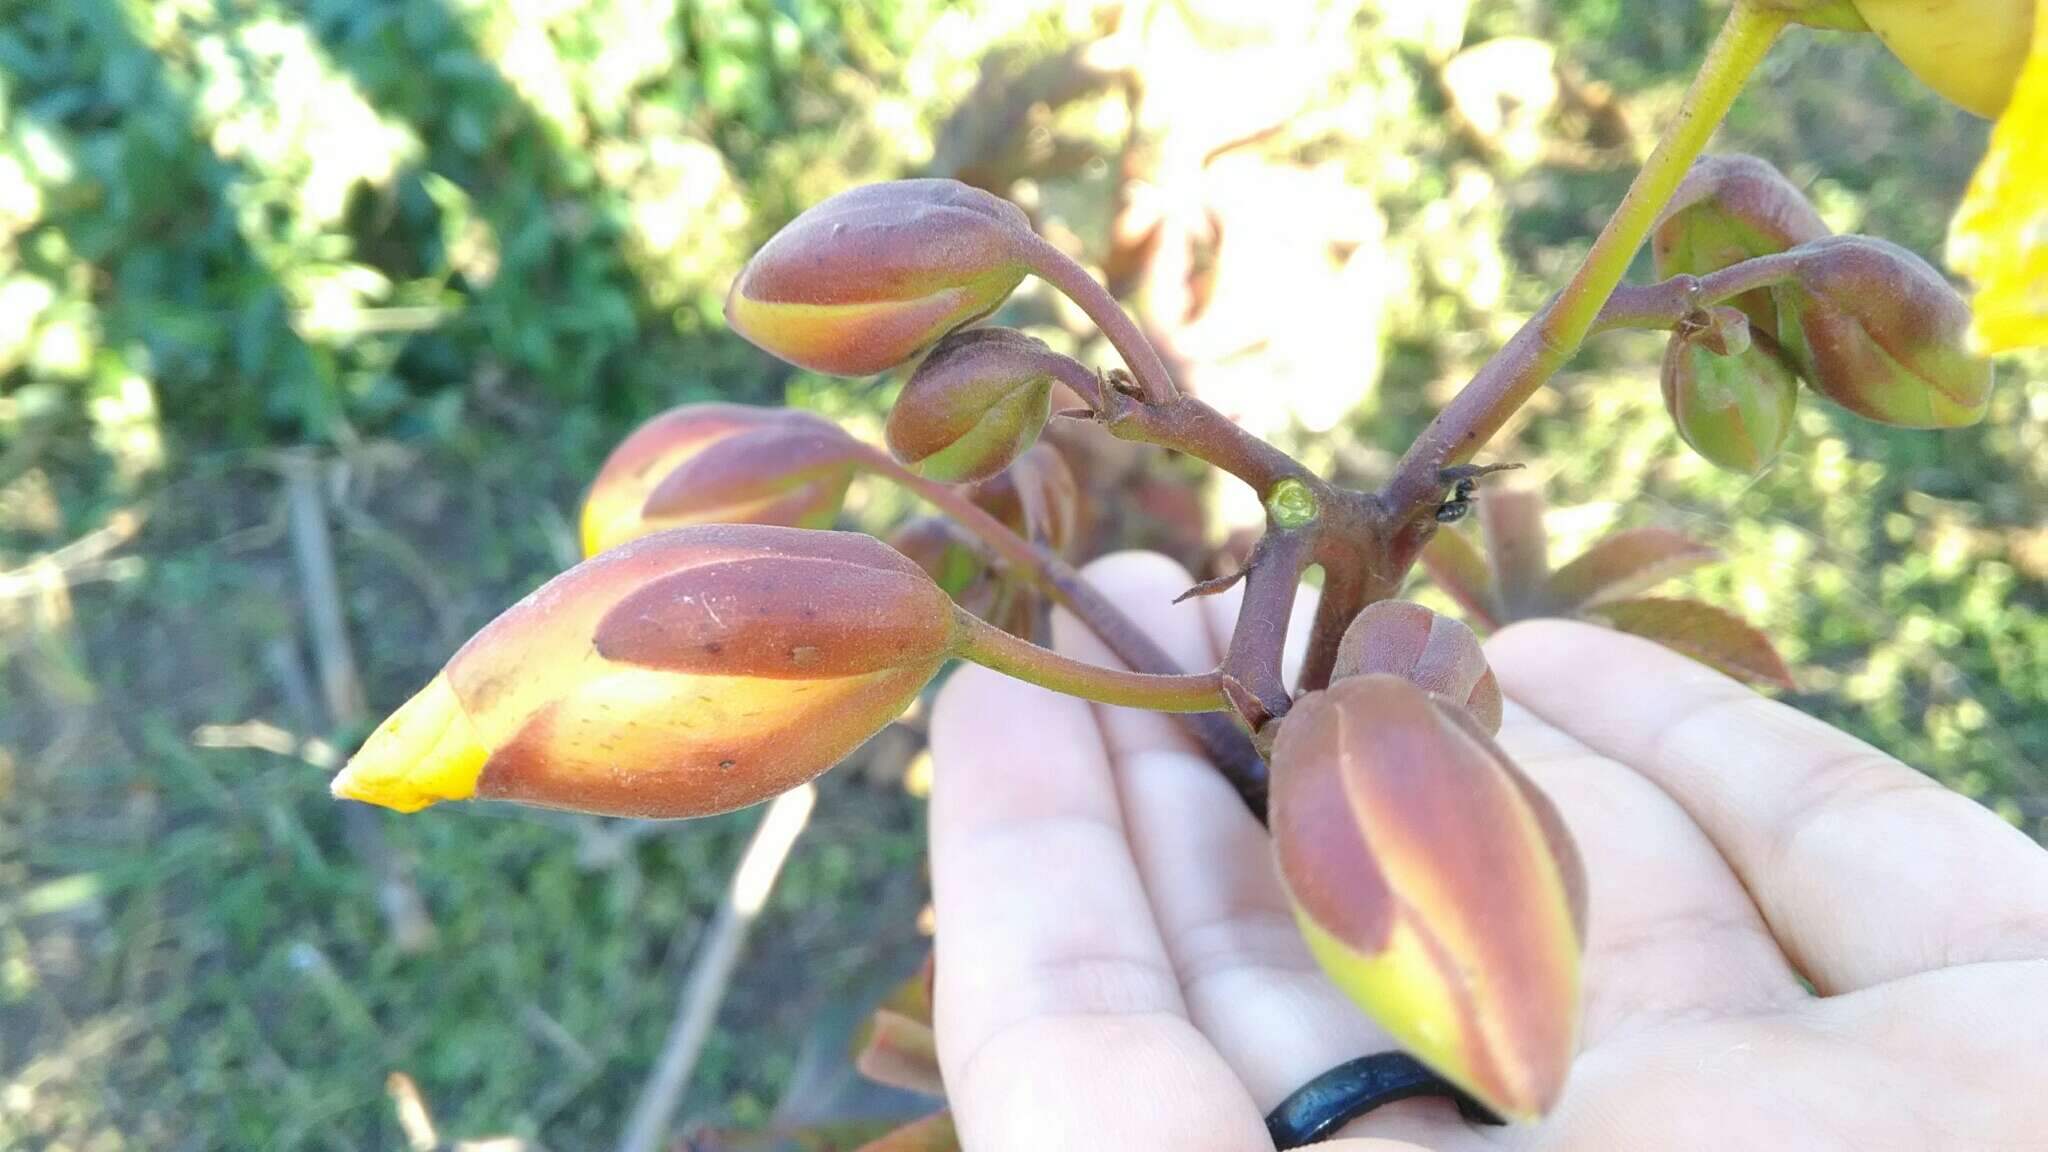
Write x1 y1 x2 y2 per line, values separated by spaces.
1053 556 1403 1114
1490 698 1806 1046
928 662 1271 1151
1488 619 2048 994
1523 963 2048 1149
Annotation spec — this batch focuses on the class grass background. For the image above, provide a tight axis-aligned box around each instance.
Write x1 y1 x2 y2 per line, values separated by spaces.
1 0 2041 1147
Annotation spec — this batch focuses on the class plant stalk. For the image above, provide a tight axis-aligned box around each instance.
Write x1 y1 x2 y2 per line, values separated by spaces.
1219 529 1314 723
951 608 1235 713
1379 1 1786 525
1592 251 1806 334
1013 230 1180 405
859 443 1272 811
1095 389 1319 499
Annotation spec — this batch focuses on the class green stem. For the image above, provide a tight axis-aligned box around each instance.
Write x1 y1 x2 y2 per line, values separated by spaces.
951 607 1232 713
1540 1 1786 357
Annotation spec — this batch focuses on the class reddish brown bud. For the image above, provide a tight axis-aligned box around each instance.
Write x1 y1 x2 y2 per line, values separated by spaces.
1270 675 1586 1123
1653 155 1829 343
726 180 1031 377
1660 330 1799 475
1775 236 1993 428
885 328 1063 484
581 405 855 556
335 525 957 818
1330 601 1503 733
638 415 864 530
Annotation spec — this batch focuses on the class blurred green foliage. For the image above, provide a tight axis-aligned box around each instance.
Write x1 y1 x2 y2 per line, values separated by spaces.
0 0 2041 1148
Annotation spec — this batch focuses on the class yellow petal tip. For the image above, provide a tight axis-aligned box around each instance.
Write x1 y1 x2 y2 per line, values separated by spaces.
334 674 489 813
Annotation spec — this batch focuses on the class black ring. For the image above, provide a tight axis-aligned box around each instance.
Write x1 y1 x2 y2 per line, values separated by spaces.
1264 1052 1504 1148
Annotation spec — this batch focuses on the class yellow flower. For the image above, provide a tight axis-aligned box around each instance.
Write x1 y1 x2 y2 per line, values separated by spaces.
1949 0 2048 352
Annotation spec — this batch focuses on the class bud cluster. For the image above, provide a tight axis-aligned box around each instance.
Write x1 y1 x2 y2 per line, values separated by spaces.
1652 155 1991 473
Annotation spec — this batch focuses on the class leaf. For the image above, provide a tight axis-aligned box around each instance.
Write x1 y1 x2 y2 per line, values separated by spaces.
853 1005 944 1096
1477 487 1552 619
1589 597 1795 689
1420 526 1504 632
1541 528 1721 614
852 955 941 1095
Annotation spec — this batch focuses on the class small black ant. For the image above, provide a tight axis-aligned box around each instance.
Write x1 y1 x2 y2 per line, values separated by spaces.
1432 462 1522 524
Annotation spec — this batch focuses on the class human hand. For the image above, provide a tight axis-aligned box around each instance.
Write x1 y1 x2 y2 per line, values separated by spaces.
926 551 2048 1151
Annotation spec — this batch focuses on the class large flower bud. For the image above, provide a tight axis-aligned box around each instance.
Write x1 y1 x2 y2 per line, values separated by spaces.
1775 236 1993 427
1330 601 1503 733
1660 325 1799 475
1850 0 2034 118
581 405 856 557
1270 675 1587 1123
885 328 1064 484
1653 155 1829 343
726 180 1031 377
333 525 957 819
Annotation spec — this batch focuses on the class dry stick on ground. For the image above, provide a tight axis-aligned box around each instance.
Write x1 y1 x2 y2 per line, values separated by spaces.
615 784 819 1152
278 449 437 954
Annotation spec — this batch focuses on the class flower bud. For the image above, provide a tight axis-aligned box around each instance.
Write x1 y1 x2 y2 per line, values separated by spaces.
726 180 1031 377
1660 331 1799 475
1330 601 1503 733
1849 0 2033 118
968 441 1080 554
886 516 987 600
885 328 1059 484
1775 236 1993 427
1653 155 1829 342
1270 675 1586 1123
581 405 855 556
637 416 865 531
334 525 957 819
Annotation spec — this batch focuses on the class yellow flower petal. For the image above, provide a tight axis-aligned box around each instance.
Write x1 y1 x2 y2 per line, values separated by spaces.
332 673 489 813
1949 0 2048 352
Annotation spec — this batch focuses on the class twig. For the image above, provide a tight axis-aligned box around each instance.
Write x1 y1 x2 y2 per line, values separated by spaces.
614 784 818 1152
278 449 437 954
388 1072 440 1151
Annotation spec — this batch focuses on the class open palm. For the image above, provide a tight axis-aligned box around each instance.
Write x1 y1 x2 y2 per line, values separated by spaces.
927 552 2048 1151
